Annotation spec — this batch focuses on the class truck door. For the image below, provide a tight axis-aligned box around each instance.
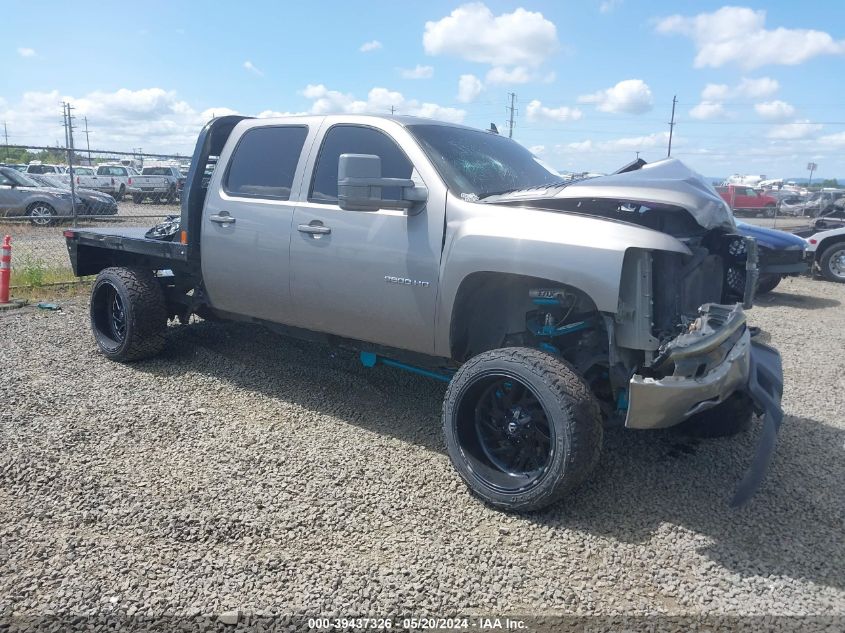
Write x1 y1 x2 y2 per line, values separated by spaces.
289 123 444 355
201 124 311 323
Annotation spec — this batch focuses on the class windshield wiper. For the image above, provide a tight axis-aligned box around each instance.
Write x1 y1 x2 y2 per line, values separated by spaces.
477 180 572 200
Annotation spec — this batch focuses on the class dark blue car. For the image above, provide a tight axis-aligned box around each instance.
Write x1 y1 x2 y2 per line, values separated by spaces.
735 221 809 294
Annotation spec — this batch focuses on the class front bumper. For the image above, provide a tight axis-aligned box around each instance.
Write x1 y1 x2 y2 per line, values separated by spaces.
625 303 784 505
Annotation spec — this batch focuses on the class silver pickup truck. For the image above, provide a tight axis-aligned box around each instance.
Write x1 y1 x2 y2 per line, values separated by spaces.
64 114 784 512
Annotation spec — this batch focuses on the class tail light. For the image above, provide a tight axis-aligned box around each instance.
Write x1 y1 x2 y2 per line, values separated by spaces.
76 176 80 184
111 177 115 185
63 230 76 238
128 177 133 186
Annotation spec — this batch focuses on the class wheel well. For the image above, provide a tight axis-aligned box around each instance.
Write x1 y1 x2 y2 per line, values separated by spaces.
816 235 845 260
26 200 54 212
449 272 599 361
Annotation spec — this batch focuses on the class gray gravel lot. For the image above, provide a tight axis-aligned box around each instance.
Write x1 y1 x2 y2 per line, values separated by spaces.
1 275 843 622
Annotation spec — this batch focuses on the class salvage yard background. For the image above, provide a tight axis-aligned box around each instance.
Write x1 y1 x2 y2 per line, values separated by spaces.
1 275 842 619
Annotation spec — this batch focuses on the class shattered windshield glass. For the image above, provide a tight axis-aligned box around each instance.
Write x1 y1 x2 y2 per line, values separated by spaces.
408 124 561 199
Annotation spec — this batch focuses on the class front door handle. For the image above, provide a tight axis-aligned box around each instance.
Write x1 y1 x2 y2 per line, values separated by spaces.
297 222 331 235
209 212 236 224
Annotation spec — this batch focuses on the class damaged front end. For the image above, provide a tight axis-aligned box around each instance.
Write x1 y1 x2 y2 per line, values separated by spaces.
622 238 784 505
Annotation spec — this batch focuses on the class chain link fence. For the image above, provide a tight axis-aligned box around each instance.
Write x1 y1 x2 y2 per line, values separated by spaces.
1 145 187 290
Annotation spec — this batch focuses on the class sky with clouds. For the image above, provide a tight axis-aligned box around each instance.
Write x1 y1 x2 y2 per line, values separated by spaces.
3 0 845 177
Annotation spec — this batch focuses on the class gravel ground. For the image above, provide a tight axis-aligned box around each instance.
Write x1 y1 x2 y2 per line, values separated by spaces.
1 275 843 625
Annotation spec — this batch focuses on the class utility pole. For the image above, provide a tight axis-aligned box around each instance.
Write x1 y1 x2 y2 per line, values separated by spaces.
61 102 78 224
2 121 8 163
390 105 396 115
506 92 517 139
83 116 92 165
807 162 817 189
635 151 640 160
667 95 677 157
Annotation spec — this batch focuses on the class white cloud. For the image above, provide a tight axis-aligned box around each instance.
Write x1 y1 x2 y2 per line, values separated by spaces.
655 6 845 69
689 101 728 120
701 83 730 101
754 100 795 120
577 79 653 114
399 65 434 79
243 60 263 76
17 47 35 57
486 66 532 85
457 74 483 103
767 120 823 140
526 100 583 123
301 84 465 122
359 40 382 52
529 145 545 155
565 131 670 153
818 132 845 148
423 3 558 68
736 77 779 98
599 0 622 14
0 88 237 152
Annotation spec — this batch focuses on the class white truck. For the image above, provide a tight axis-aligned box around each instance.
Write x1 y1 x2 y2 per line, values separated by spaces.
94 164 170 202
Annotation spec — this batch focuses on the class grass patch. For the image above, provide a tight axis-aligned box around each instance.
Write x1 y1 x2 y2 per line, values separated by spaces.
9 258 92 300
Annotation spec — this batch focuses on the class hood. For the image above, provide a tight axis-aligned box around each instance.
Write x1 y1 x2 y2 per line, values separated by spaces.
481 158 736 232
735 221 806 250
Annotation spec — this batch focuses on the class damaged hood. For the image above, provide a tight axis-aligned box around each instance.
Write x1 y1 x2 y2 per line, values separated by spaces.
482 158 736 232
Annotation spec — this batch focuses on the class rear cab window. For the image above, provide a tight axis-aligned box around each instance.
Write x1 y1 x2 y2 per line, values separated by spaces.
224 125 309 200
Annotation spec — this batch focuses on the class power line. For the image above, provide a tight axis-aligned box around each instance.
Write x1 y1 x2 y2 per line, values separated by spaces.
506 92 518 139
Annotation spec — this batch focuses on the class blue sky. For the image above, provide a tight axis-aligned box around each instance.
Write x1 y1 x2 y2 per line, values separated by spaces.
3 0 845 178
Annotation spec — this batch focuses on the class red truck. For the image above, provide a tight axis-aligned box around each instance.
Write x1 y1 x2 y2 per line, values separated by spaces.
716 185 778 218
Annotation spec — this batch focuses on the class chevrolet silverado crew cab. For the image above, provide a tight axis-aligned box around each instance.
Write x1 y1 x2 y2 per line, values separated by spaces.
64 115 784 512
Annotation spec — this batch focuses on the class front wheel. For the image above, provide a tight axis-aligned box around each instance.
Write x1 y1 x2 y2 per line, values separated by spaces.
90 267 168 361
442 347 603 512
819 242 845 283
27 202 57 226
756 274 782 295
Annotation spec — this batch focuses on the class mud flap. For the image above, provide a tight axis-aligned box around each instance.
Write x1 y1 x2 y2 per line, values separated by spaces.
731 340 784 506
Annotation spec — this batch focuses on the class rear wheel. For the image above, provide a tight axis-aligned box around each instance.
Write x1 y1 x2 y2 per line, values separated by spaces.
27 202 57 226
114 185 126 202
819 242 845 283
90 267 167 362
763 204 776 218
132 193 144 204
443 347 603 512
164 186 177 204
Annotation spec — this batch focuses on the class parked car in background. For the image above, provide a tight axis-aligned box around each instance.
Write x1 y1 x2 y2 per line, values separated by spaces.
0 166 81 225
733 221 809 294
781 189 845 218
26 173 117 216
138 164 184 203
716 185 779 217
58 166 114 193
811 198 845 231
95 164 138 201
26 162 65 175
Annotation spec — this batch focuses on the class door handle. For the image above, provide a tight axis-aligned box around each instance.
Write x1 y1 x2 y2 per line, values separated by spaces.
297 223 331 235
209 213 236 224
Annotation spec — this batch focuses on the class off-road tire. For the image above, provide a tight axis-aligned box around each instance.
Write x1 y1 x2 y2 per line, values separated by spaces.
818 242 845 283
677 392 754 438
756 274 782 295
443 347 603 512
90 267 167 362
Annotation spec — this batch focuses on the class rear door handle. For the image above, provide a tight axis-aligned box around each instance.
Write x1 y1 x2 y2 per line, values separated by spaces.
297 223 331 235
209 212 235 224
